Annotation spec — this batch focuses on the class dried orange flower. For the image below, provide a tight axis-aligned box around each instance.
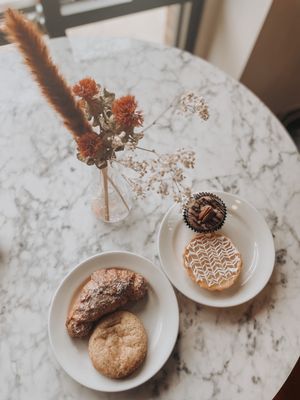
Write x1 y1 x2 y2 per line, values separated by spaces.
112 95 143 128
76 131 103 159
73 78 99 100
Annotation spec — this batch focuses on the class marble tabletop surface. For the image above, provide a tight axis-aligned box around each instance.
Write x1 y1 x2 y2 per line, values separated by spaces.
1 37 300 400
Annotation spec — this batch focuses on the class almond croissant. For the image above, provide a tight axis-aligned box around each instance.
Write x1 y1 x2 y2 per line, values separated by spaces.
66 268 147 338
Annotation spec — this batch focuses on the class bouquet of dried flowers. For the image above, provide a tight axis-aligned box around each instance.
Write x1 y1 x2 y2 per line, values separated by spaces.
3 9 209 221
71 80 144 169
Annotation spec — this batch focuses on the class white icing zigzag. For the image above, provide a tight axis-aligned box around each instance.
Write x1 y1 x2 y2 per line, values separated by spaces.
184 235 241 287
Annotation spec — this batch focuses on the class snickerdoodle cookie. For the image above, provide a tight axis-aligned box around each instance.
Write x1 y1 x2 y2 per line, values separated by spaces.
88 311 147 379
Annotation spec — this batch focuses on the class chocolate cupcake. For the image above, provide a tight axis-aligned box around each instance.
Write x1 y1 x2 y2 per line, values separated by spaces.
183 192 227 233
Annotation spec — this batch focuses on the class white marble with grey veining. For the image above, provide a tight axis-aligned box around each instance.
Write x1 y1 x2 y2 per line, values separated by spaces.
0 37 300 400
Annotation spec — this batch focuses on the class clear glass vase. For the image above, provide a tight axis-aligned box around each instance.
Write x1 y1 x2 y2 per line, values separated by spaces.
91 163 132 223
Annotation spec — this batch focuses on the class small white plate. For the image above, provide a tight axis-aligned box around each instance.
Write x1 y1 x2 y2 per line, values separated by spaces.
158 191 275 307
48 251 179 392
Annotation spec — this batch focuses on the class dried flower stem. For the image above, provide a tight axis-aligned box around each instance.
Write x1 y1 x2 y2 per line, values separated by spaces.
101 168 110 221
135 146 157 154
120 173 137 192
3 9 93 138
107 175 130 211
141 99 176 133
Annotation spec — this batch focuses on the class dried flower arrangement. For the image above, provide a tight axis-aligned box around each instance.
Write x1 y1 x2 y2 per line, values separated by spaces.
3 9 209 222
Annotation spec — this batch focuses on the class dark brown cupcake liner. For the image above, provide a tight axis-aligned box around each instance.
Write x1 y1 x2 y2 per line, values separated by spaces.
183 192 227 233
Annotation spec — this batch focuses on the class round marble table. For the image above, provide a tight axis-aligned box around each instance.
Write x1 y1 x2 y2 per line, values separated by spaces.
1 37 300 400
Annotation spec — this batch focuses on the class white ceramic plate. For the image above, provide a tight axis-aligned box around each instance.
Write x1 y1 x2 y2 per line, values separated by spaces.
158 191 275 307
48 251 179 392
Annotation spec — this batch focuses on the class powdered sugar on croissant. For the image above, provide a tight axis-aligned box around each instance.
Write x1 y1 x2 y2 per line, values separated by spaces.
66 268 147 338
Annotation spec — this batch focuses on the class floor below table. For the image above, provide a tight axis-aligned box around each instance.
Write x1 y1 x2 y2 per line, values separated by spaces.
274 357 300 399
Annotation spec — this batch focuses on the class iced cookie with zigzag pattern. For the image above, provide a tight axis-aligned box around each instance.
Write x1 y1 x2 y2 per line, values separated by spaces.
183 233 242 291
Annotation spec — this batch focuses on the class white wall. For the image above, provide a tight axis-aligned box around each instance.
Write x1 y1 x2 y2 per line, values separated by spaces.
195 0 272 80
67 7 168 45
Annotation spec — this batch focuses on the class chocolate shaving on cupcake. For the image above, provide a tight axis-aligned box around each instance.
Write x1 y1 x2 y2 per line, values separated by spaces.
183 192 227 233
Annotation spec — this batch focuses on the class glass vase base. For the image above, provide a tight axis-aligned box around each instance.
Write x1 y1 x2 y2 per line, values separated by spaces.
91 198 131 223
90 165 133 223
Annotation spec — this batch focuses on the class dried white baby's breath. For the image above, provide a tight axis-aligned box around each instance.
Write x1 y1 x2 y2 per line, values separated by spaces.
179 92 209 120
118 148 196 203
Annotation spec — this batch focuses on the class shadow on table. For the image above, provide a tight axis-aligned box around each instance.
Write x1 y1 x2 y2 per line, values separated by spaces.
106 260 285 400
183 245 287 322
91 336 181 399
64 248 288 399
110 249 288 399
